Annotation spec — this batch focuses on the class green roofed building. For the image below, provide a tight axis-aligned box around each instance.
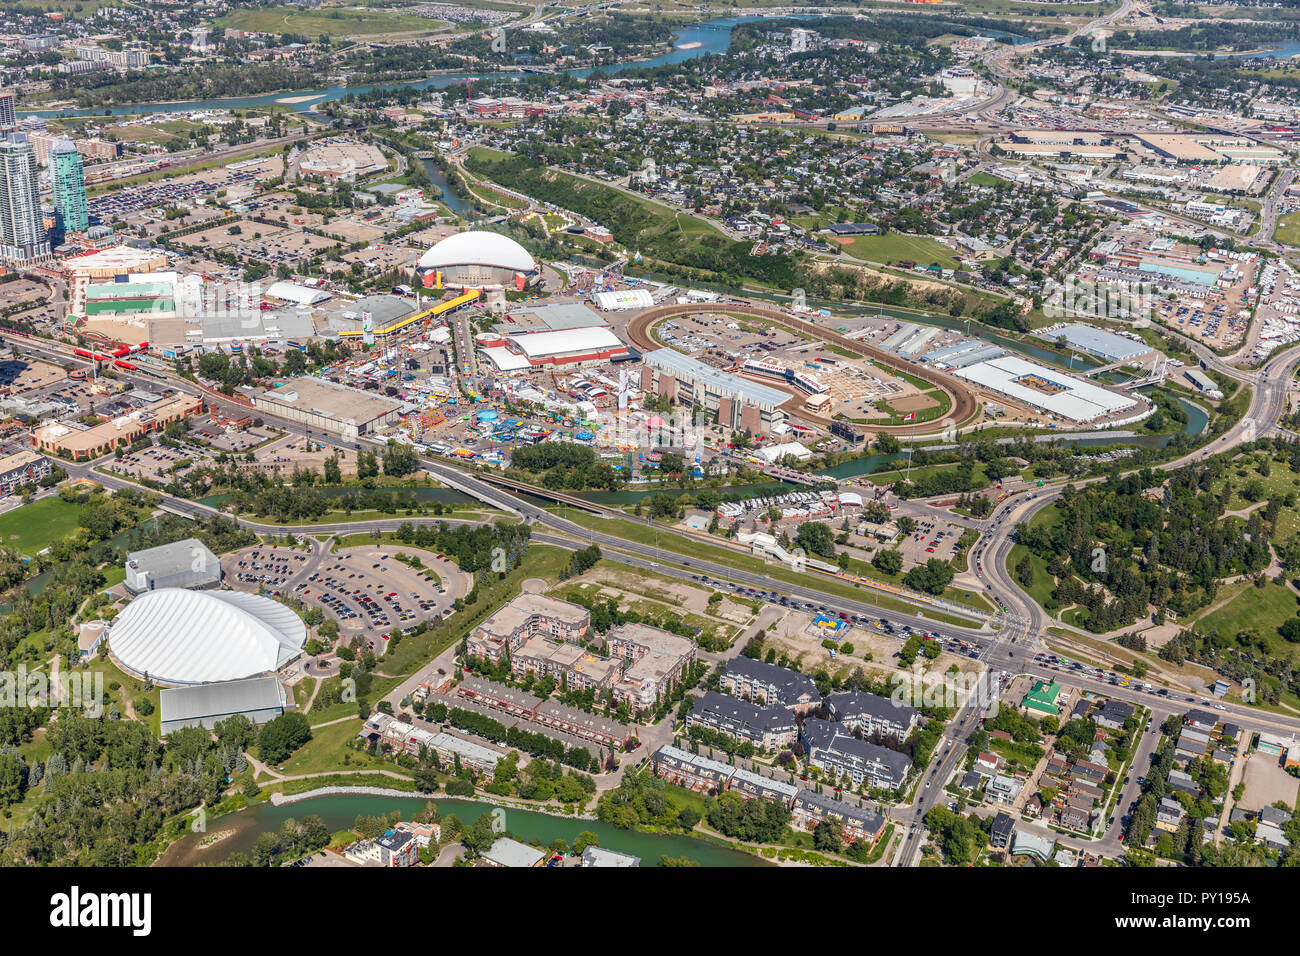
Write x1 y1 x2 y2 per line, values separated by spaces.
51 139 88 237
84 280 174 316
1022 679 1061 716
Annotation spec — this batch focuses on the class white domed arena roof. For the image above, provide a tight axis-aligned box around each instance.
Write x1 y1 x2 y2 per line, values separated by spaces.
418 231 535 273
109 589 307 685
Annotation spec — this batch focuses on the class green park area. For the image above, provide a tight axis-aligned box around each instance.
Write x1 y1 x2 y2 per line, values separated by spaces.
464 147 801 289
216 6 445 36
0 497 83 558
1276 211 1300 248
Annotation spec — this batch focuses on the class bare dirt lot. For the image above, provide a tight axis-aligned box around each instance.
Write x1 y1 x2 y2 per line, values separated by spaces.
1237 751 1300 812
761 608 979 687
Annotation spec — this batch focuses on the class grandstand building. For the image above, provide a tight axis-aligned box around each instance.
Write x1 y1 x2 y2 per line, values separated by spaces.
642 348 788 434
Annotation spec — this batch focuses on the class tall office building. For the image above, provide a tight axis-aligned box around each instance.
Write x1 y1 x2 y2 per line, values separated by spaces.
0 134 51 264
0 90 15 131
51 138 88 237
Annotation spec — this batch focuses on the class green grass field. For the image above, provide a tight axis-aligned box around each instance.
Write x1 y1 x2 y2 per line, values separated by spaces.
1194 580 1299 652
839 234 961 269
1277 211 1300 248
216 6 444 36
0 497 83 557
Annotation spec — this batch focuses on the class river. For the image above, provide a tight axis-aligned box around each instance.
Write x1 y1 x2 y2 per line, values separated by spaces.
158 792 767 867
25 14 1029 120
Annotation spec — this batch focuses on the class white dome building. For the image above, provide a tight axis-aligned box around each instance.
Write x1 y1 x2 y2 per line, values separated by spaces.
417 230 538 290
109 589 307 685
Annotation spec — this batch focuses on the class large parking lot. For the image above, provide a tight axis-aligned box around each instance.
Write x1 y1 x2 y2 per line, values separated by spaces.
107 441 209 482
895 515 963 568
224 542 466 653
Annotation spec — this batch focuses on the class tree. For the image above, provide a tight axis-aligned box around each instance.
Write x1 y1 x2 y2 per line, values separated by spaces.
0 753 26 808
1015 553 1035 588
257 712 312 765
872 549 904 576
383 440 419 477
813 819 843 853
461 813 499 856
795 521 835 559
904 558 955 595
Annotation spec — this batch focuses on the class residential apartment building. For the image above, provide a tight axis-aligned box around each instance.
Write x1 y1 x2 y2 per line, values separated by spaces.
825 688 917 742
512 634 621 694
51 139 88 236
467 594 590 664
801 718 911 790
0 449 50 495
605 622 695 712
687 691 798 750
0 133 51 265
790 788 886 845
720 656 820 713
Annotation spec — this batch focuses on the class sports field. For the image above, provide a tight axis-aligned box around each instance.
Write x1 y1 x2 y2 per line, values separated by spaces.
838 233 962 269
0 497 82 557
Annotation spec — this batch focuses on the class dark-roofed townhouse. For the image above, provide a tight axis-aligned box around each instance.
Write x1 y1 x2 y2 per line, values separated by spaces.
824 688 917 742
728 766 799 805
791 789 887 845
651 744 734 793
687 691 798 750
721 657 821 714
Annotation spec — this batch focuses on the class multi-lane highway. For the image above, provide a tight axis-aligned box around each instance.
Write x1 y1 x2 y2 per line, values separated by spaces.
9 295 1300 865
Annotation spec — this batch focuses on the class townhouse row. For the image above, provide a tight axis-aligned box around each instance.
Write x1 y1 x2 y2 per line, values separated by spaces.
451 674 637 750
651 744 888 846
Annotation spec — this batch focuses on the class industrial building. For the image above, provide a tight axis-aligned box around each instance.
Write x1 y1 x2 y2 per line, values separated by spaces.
641 347 788 434
500 300 606 333
250 377 407 440
109 588 306 685
1043 324 1151 363
159 675 287 734
124 537 221 593
949 355 1139 424
1186 368 1224 399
